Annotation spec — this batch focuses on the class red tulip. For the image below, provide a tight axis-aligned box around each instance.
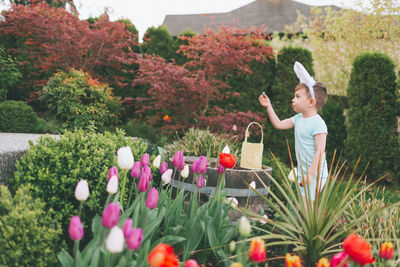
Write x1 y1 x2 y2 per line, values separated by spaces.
219 153 236 168
146 187 159 209
248 237 266 262
147 243 179 267
101 202 120 229
343 234 375 266
316 257 330 267
284 253 302 267
330 251 348 267
69 216 84 241
184 259 199 267
379 241 394 260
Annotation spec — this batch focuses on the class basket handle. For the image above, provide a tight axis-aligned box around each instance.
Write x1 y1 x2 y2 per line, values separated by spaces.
244 122 263 143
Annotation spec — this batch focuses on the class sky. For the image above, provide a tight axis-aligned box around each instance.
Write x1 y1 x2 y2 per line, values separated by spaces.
1 0 368 41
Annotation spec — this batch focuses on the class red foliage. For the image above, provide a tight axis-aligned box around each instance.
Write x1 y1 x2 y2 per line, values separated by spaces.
0 3 138 98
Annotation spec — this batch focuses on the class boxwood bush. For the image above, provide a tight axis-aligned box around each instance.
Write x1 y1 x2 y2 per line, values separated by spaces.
10 129 151 244
0 184 63 266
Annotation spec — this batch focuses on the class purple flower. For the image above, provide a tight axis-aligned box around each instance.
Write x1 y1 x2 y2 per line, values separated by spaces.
218 164 225 174
140 153 150 167
198 156 208 174
146 187 159 209
130 162 141 179
108 166 119 182
191 159 199 173
101 202 120 229
196 176 204 188
122 219 133 238
126 228 143 250
172 150 184 170
138 171 150 192
160 162 168 174
69 216 84 241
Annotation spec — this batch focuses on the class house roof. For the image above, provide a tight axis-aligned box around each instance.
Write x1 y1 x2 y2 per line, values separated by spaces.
162 0 340 36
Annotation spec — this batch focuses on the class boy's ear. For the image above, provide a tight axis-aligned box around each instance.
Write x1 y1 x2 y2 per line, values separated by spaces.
309 98 316 105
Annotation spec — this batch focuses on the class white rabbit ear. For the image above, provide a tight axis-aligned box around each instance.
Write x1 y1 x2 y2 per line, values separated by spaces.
293 61 316 99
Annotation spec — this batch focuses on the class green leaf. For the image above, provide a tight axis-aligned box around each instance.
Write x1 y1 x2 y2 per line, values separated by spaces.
57 250 74 267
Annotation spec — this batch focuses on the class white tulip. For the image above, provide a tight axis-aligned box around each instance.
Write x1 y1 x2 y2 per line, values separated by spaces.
75 180 89 201
161 169 173 185
222 145 230 154
238 216 251 237
249 181 256 190
180 164 189 179
288 167 297 183
107 175 118 194
152 155 161 168
106 226 125 253
261 215 268 225
117 146 134 170
226 197 238 208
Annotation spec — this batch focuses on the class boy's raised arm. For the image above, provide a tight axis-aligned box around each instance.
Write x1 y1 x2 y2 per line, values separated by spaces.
258 94 294 130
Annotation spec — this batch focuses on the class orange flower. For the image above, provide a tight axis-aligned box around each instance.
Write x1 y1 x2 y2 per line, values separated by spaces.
316 257 330 267
379 241 394 260
147 243 179 267
219 153 236 168
342 234 375 266
163 115 172 122
284 253 302 267
248 237 266 262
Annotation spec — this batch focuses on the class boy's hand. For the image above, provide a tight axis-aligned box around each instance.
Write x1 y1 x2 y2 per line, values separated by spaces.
258 93 271 108
300 174 312 187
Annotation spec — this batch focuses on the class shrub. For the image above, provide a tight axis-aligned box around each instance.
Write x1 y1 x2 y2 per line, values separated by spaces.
0 184 63 266
40 69 120 131
320 98 346 164
119 120 159 145
0 45 21 101
11 129 150 243
141 26 175 61
344 52 399 181
264 46 314 164
0 100 47 133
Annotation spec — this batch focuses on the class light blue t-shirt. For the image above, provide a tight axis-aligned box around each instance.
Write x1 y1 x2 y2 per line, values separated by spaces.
291 113 329 198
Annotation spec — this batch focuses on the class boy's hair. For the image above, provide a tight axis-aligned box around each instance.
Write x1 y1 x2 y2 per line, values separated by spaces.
295 82 328 110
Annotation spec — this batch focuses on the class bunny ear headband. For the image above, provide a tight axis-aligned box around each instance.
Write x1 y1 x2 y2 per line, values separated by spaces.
293 61 316 99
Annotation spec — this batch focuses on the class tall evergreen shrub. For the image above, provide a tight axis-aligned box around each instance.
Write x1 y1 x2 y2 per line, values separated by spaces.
345 52 399 181
264 47 314 163
141 26 175 61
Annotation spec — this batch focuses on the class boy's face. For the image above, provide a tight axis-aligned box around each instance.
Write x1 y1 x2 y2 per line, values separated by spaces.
292 87 312 113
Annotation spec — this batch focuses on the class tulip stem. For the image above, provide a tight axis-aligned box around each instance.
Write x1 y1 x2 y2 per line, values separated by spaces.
78 202 83 217
73 240 80 267
127 180 136 208
119 170 128 207
337 255 350 267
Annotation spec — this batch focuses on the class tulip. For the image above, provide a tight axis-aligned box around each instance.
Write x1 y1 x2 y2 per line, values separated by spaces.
184 259 199 267
249 181 256 190
162 169 173 185
219 153 236 168
343 233 375 266
108 166 119 182
107 175 118 194
172 150 184 170
261 214 268 224
198 156 208 174
196 176 204 188
147 243 179 267
284 253 302 267
146 187 159 209
123 219 133 238
126 228 143 250
138 171 150 192
379 241 394 260
131 161 141 179
69 216 84 241
160 162 168 174
217 164 225 174
142 165 152 181
181 164 189 179
153 155 161 168
330 251 348 267
288 167 297 182
140 153 150 167
225 197 238 208
316 258 330 267
191 160 199 173
232 124 237 132
229 241 236 252
231 263 242 267
117 146 134 170
222 145 230 154
101 202 120 229
75 180 89 201
238 216 251 237
106 226 124 253
248 237 266 263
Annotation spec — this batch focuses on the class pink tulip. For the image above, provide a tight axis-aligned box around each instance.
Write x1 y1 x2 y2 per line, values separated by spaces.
218 164 225 174
123 219 133 238
196 176 204 188
108 166 119 182
191 159 199 173
184 259 199 267
101 202 120 229
146 187 159 209
142 165 152 181
69 216 84 241
172 150 184 170
330 251 349 267
160 162 168 174
131 162 141 179
138 171 150 192
198 156 208 174
140 153 150 167
126 228 143 250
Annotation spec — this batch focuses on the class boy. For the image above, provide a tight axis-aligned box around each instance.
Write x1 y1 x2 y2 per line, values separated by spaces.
258 61 328 202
